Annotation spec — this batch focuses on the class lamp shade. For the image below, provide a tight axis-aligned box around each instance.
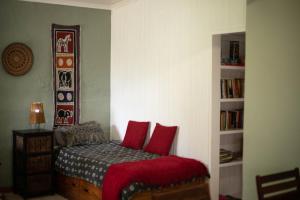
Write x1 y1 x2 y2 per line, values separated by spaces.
29 102 45 124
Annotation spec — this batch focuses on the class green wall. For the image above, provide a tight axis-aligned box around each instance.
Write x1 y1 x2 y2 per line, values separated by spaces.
243 0 300 199
0 0 110 187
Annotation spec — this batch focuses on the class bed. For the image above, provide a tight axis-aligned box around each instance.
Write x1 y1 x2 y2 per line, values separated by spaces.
54 142 210 200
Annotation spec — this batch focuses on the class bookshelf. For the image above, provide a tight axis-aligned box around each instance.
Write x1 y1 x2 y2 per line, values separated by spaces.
211 32 245 200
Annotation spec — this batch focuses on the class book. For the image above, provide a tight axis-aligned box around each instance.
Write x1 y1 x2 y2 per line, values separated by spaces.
227 79 233 98
220 110 243 130
229 41 240 64
220 111 226 130
232 79 240 98
221 79 227 98
221 78 244 99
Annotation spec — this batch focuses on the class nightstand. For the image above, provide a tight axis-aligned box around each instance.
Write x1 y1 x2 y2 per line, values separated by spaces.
13 129 54 198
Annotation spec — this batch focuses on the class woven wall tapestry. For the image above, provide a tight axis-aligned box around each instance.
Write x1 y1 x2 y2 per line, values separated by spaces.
52 24 80 126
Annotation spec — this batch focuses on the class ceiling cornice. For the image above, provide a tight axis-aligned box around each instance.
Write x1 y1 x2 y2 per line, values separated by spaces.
20 0 113 10
110 0 137 9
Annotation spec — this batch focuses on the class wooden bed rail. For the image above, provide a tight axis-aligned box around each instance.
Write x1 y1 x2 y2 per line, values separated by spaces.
55 173 210 200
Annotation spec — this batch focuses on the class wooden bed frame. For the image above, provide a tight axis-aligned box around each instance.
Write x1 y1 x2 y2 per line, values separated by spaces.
55 173 210 200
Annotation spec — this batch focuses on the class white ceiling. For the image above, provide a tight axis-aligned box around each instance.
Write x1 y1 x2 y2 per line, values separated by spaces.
21 0 133 10
58 0 125 5
76 0 122 5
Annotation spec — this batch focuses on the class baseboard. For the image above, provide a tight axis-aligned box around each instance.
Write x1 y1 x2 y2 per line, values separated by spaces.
0 187 12 193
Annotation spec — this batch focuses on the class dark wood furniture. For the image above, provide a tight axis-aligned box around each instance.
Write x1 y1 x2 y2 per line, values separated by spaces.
256 168 300 200
13 129 54 198
56 173 210 200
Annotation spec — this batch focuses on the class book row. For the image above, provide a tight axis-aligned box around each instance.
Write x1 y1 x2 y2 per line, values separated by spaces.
221 79 244 99
220 110 243 131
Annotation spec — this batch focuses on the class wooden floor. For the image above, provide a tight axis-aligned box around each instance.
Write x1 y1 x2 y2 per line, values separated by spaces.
1 193 66 200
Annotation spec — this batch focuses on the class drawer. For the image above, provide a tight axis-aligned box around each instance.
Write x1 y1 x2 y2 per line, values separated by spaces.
80 180 101 199
56 175 101 200
56 176 81 200
16 136 24 152
15 175 26 192
15 155 25 173
26 136 52 153
27 155 52 173
27 174 52 194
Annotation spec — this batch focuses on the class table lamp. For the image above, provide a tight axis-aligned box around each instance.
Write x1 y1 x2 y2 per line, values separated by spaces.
29 102 45 129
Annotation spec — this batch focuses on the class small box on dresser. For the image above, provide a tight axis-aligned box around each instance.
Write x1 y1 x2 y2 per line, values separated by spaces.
13 129 54 198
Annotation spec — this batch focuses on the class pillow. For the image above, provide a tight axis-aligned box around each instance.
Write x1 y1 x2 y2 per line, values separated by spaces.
54 121 107 147
71 121 107 145
54 126 72 146
144 123 177 155
121 120 150 150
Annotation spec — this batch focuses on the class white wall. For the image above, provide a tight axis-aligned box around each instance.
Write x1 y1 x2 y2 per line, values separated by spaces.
111 1 245 198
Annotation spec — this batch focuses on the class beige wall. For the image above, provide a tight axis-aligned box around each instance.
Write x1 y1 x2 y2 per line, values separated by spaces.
243 0 300 199
111 1 245 199
0 0 110 186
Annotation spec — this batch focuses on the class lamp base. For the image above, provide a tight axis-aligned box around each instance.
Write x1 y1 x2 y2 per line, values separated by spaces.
31 123 43 130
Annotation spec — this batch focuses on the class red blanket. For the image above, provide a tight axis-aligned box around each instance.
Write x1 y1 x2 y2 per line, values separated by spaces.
102 155 209 200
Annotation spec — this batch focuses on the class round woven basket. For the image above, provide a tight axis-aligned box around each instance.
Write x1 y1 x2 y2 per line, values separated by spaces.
1 42 33 76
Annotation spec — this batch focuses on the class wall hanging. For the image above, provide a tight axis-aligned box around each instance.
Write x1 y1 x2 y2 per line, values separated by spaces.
1 42 33 76
52 24 80 126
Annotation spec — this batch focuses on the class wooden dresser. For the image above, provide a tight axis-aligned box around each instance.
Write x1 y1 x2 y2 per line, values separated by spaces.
13 129 54 198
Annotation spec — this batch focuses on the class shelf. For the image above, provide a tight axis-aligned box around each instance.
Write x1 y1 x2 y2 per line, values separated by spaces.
220 98 244 103
221 65 245 70
220 129 243 135
220 160 243 168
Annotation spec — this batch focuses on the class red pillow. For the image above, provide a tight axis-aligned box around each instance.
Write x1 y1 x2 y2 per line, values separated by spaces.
121 120 150 150
144 123 177 155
